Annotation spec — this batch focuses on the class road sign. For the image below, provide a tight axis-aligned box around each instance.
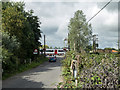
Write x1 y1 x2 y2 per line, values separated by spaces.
33 49 38 54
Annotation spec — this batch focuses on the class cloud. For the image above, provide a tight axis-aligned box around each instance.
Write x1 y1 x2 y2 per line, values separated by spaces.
31 2 118 48
97 2 118 12
42 26 58 35
89 5 118 49
8 1 119 49
55 16 69 38
10 0 120 2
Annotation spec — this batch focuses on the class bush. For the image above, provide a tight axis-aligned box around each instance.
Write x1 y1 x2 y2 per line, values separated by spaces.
59 52 119 88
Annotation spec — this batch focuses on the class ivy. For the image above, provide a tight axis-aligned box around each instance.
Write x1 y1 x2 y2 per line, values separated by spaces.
59 51 119 88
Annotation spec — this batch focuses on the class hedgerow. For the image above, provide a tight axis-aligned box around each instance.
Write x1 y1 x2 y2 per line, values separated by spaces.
58 51 119 88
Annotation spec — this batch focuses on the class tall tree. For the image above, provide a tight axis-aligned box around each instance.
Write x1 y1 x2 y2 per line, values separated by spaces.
2 2 42 63
2 32 20 72
68 10 92 52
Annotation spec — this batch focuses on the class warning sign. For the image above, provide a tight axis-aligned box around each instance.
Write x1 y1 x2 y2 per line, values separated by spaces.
33 49 38 54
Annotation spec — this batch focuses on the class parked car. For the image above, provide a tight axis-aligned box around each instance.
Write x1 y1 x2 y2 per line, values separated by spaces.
49 55 57 62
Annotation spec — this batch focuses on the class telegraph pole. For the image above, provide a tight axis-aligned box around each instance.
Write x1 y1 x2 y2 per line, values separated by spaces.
44 35 46 57
64 38 68 48
93 34 98 52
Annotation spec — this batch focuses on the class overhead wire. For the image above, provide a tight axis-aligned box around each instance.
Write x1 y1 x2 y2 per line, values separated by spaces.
87 0 112 23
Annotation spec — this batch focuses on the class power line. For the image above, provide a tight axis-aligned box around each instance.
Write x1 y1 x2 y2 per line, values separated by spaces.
87 0 112 23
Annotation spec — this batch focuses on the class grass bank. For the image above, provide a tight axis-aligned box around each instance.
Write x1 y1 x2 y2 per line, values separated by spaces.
2 56 48 80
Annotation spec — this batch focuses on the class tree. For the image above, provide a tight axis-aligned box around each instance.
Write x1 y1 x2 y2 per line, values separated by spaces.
68 10 92 52
54 47 58 49
85 44 92 53
2 2 26 38
2 32 20 73
2 2 28 61
42 45 49 49
2 1 42 63
49 46 53 49
58 47 61 49
104 48 116 50
2 31 20 53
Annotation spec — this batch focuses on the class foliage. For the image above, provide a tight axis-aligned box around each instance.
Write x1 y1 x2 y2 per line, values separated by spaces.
91 74 102 85
84 44 92 53
2 1 44 79
59 51 119 88
2 32 20 53
3 56 48 80
49 46 53 49
68 10 92 52
54 47 58 49
2 32 20 74
42 45 49 49
104 48 116 50
2 1 42 62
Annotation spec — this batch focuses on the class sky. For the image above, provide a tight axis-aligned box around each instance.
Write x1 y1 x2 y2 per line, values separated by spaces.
10 0 119 49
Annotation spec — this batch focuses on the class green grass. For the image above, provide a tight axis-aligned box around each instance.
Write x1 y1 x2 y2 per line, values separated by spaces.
2 57 48 80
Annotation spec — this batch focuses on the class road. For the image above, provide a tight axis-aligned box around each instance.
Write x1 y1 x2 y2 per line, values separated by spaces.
2 57 63 88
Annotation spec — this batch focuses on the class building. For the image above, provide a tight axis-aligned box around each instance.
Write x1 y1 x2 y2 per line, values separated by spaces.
97 49 118 53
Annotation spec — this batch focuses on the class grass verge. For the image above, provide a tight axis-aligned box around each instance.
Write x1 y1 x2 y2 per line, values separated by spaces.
2 57 48 80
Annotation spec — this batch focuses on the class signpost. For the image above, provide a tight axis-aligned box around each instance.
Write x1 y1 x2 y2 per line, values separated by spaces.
33 49 38 54
70 60 78 86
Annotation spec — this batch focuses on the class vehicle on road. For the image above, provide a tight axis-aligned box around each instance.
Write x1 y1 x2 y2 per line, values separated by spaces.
49 55 57 62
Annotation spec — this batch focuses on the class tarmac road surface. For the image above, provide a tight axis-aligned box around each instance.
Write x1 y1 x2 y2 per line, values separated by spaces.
2 57 64 88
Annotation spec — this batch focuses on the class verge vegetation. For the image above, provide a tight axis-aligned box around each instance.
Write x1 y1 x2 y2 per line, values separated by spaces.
2 56 48 80
58 51 119 88
1 1 45 80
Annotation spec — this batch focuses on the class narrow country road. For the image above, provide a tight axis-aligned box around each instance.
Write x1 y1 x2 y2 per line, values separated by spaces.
2 57 63 88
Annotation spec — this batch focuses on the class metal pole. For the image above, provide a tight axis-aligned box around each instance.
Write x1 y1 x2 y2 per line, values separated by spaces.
74 42 75 51
93 34 97 53
44 35 46 57
64 39 65 48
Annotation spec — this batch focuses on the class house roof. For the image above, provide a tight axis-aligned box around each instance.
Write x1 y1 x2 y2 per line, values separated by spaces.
112 50 118 52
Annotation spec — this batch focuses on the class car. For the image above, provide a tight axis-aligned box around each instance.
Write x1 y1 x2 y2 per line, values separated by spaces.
49 55 57 62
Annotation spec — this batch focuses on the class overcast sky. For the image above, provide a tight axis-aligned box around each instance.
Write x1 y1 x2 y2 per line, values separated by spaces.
10 0 119 49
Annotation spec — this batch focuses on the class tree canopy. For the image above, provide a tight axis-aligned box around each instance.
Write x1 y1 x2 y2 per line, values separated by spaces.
2 2 42 61
2 1 42 74
68 10 92 52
